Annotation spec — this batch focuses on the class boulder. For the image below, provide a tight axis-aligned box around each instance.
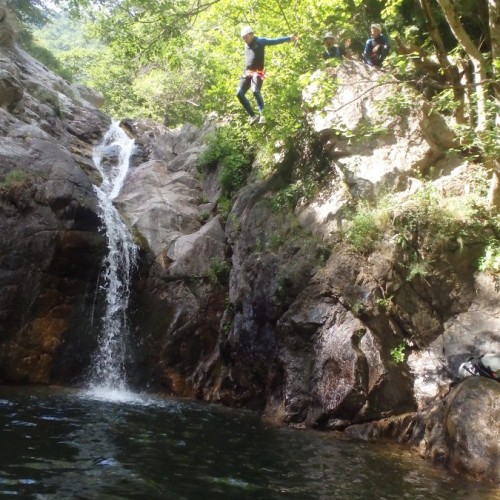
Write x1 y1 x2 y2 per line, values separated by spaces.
444 377 500 482
344 377 500 483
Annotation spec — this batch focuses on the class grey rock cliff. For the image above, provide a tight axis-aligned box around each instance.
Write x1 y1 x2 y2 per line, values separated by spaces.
0 45 109 383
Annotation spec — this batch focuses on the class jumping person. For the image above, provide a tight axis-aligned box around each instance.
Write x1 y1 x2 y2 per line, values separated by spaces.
362 23 389 67
236 26 298 125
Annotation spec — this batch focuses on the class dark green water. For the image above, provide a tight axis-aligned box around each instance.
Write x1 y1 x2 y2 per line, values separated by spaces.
0 386 497 499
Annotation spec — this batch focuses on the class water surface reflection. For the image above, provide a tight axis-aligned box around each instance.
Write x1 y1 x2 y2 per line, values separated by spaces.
0 386 497 499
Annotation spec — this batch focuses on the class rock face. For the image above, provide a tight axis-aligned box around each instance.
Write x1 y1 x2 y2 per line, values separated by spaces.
112 118 229 395
0 45 109 383
0 40 498 484
345 377 500 483
444 378 500 482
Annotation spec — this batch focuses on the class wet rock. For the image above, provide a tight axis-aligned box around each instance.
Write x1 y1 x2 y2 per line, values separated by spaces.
344 377 500 483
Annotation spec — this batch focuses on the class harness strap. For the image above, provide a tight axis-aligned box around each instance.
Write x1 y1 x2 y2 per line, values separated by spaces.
245 69 266 79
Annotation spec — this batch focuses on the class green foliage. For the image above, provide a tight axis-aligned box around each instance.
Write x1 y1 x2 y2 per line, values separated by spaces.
479 239 500 275
35 0 372 128
345 203 386 253
26 10 103 83
197 126 251 197
132 64 205 125
300 70 339 111
7 0 50 27
376 86 417 117
271 180 311 211
0 170 31 190
376 295 394 311
343 174 496 280
381 0 405 21
390 342 406 364
199 210 210 224
392 181 490 259
207 258 231 287
34 11 99 53
268 232 287 251
31 0 495 165
478 235 500 294
216 196 233 221
452 99 500 162
19 31 74 81
430 88 458 116
251 238 264 254
274 273 288 302
268 128 336 215
221 298 235 336
349 299 365 317
218 154 250 198
406 259 430 282
228 213 241 235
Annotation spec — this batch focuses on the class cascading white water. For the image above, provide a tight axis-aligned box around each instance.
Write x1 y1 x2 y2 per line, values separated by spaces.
89 120 138 397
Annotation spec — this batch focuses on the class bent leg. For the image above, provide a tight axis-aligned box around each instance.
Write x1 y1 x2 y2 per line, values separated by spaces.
236 77 255 116
378 47 389 66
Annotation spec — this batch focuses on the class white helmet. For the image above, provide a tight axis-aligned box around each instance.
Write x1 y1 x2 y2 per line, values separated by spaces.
241 26 254 37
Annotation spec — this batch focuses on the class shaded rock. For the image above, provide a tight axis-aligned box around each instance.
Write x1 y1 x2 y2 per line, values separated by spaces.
0 5 16 48
0 45 109 384
408 272 500 408
0 56 22 108
270 254 416 428
444 377 500 482
344 377 500 483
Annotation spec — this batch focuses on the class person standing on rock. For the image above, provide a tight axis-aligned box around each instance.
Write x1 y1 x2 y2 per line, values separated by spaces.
362 23 389 67
236 26 298 125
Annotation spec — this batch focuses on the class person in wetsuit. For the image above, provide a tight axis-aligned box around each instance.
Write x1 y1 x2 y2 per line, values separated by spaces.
236 26 298 125
362 23 389 67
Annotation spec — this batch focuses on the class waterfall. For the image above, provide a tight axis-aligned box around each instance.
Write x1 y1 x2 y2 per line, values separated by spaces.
88 120 138 396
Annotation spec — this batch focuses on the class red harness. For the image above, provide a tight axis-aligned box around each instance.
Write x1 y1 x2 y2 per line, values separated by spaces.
245 69 266 79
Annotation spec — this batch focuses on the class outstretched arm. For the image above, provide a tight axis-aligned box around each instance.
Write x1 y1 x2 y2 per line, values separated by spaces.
259 34 298 46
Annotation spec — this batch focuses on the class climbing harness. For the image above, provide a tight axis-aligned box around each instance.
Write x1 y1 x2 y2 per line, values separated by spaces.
245 69 266 79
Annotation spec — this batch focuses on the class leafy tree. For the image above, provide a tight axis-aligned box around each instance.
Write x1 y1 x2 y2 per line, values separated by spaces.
38 0 365 136
32 0 497 209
